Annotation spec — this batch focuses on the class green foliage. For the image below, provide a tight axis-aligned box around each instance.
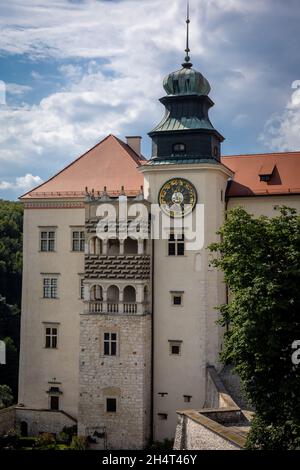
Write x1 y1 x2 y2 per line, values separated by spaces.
0 298 20 396
0 384 13 408
209 206 300 450
0 199 23 400
70 435 88 450
34 432 56 450
0 199 23 305
58 425 77 445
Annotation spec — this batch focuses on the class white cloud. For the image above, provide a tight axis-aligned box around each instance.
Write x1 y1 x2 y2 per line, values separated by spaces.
6 83 32 95
260 84 300 151
0 0 296 195
0 173 43 190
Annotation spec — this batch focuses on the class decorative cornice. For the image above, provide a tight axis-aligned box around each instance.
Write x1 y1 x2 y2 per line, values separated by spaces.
23 201 85 210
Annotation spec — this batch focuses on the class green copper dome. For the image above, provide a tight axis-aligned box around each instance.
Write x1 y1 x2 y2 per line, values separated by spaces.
163 63 211 97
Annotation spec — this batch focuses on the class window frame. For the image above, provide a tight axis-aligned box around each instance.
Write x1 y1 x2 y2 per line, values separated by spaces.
50 395 60 410
43 277 58 299
45 325 59 349
71 229 85 252
40 229 56 252
172 143 186 155
171 291 184 307
103 332 118 357
106 397 117 413
169 340 182 356
168 233 185 256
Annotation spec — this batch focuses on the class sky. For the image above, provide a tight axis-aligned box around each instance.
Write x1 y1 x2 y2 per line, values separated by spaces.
0 0 300 200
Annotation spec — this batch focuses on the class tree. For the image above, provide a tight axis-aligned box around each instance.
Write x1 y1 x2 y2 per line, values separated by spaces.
0 200 23 401
0 199 23 306
0 384 13 409
209 206 300 450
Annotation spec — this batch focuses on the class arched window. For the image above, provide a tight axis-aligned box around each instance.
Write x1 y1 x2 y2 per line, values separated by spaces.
90 285 103 301
173 143 186 155
107 285 119 303
107 239 120 255
123 286 136 303
124 238 138 254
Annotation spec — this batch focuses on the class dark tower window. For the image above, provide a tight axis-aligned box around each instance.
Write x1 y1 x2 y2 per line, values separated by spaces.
173 143 186 155
50 396 59 410
106 398 117 413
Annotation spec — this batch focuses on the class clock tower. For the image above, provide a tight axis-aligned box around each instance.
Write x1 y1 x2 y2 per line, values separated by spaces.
140 6 233 441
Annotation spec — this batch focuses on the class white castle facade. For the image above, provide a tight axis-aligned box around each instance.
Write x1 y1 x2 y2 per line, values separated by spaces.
17 44 300 449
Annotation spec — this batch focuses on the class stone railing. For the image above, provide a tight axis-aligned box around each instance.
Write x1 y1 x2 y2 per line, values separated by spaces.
87 301 146 315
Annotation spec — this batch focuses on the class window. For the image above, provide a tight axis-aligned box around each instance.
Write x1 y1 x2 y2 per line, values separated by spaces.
168 233 184 256
169 340 182 355
40 230 55 252
43 278 58 299
171 291 184 306
106 398 117 413
158 413 168 420
45 327 58 349
50 396 59 410
213 146 219 157
173 143 186 154
104 332 117 356
80 278 85 300
72 230 85 252
184 395 192 403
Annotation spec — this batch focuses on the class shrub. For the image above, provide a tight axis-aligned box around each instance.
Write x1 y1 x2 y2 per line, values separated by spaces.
70 436 88 450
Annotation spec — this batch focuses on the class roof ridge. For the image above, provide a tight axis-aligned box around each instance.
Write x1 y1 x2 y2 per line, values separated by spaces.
19 134 143 199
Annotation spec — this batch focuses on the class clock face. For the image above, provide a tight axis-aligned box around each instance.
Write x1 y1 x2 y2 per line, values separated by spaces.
158 178 197 217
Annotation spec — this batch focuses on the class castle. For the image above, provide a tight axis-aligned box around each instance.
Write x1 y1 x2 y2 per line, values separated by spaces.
17 14 300 449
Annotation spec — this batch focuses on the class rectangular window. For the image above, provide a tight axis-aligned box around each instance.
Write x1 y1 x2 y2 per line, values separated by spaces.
45 327 58 349
103 332 117 356
72 230 85 252
168 233 184 256
50 396 59 410
169 340 182 355
43 278 58 299
158 413 168 420
40 230 55 252
184 395 192 403
106 398 117 413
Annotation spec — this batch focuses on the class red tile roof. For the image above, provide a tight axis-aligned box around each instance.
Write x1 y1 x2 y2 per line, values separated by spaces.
20 134 300 200
20 134 145 199
221 152 300 197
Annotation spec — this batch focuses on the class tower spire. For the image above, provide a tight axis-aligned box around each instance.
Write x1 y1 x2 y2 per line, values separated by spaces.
183 0 193 68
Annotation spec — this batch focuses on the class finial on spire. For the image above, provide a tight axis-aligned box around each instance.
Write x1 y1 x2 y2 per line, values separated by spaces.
183 0 193 68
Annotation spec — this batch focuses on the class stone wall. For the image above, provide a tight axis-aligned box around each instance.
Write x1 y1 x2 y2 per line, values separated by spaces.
0 407 16 436
78 313 151 449
174 412 241 450
15 408 77 436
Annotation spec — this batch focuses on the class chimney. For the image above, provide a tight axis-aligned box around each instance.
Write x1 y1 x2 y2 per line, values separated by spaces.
126 136 142 157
